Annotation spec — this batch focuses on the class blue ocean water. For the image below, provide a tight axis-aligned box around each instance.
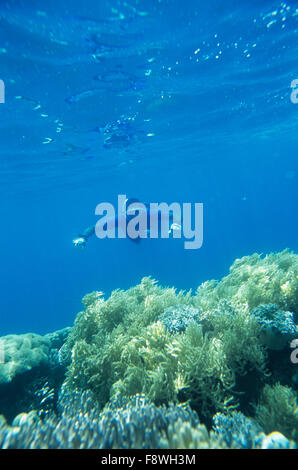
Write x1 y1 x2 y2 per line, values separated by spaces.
0 0 297 335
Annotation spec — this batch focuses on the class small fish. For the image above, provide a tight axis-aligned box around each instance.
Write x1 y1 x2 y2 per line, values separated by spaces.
65 88 104 104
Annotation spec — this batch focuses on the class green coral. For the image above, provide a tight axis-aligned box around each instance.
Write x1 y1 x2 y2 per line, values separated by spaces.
176 322 237 418
198 300 268 376
195 249 298 316
64 277 193 407
63 274 271 422
60 250 298 433
255 383 298 441
176 303 268 419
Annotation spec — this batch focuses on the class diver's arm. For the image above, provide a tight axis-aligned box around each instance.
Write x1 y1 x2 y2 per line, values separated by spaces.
80 225 96 239
73 225 95 249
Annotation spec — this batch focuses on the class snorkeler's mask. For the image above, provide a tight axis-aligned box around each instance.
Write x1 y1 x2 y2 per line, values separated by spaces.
73 237 87 249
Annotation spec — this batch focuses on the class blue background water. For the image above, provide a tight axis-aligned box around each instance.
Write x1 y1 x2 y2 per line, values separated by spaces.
0 0 297 334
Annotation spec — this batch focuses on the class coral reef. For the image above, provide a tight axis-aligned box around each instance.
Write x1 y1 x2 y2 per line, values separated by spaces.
0 392 206 449
63 288 269 422
0 250 297 449
251 304 296 350
0 328 71 422
0 391 295 449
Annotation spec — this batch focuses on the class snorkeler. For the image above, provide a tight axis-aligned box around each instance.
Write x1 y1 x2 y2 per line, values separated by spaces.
73 197 182 249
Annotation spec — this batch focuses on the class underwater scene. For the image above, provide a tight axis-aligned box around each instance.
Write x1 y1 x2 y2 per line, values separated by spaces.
0 0 298 451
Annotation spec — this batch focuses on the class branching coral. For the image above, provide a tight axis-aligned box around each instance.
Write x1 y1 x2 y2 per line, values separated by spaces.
254 383 298 442
213 411 263 448
0 392 204 449
110 322 179 404
159 305 202 334
175 323 236 419
251 304 297 350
